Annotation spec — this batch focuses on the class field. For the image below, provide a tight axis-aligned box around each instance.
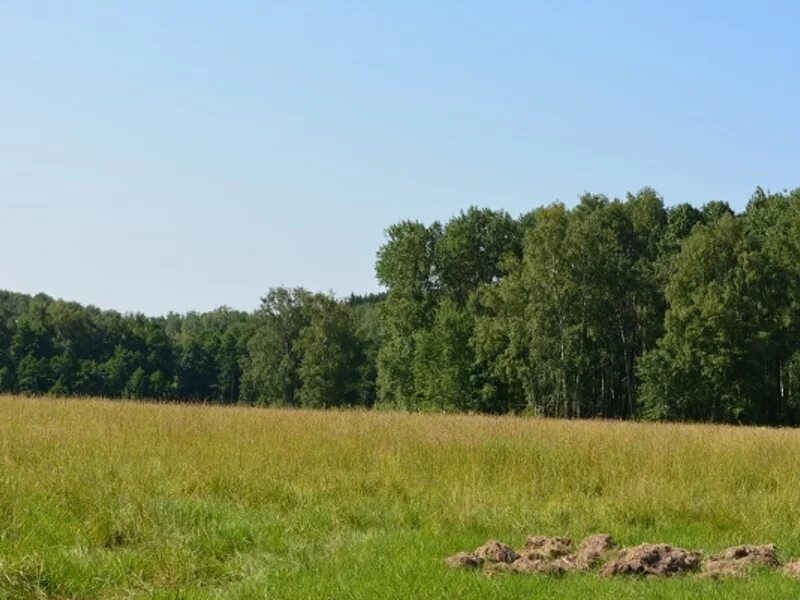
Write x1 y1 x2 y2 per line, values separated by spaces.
2 396 800 598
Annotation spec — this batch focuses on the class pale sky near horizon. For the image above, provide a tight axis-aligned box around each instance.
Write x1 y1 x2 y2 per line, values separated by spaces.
2 1 799 316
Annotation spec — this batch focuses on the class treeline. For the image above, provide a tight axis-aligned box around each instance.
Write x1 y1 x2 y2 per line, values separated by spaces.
376 187 800 424
2 186 799 424
0 288 381 407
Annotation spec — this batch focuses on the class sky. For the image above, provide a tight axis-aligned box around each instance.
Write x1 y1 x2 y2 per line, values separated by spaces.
2 1 799 316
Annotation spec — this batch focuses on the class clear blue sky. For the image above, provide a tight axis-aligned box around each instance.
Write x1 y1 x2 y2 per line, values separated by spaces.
2 1 798 315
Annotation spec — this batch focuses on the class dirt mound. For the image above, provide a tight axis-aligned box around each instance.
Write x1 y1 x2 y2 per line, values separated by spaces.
574 534 618 570
473 540 519 564
445 534 795 580
511 556 567 575
448 533 620 574
444 552 480 569
601 543 701 577
483 556 568 576
446 540 519 570
703 544 779 578
520 535 573 560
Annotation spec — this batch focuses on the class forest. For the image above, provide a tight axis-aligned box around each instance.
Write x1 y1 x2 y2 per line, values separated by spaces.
2 186 799 424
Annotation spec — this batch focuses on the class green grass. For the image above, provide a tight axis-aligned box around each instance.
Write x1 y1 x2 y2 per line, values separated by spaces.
2 395 800 598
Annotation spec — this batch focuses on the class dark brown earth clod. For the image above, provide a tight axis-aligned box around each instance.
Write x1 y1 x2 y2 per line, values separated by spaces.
474 540 519 564
600 543 701 577
520 535 574 560
703 544 779 578
445 551 481 569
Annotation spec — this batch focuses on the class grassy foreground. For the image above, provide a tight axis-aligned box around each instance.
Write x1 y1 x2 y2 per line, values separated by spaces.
2 396 800 598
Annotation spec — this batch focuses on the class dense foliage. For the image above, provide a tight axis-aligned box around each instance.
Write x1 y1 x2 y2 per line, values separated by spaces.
376 188 800 423
2 186 799 423
0 289 380 407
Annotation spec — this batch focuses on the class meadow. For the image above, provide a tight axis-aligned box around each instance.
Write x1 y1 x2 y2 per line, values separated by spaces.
2 395 800 598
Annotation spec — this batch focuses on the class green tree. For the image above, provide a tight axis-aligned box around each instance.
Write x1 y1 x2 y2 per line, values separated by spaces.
297 294 360 408
640 215 762 421
434 207 521 304
241 288 313 406
349 294 384 407
375 221 440 408
412 298 475 411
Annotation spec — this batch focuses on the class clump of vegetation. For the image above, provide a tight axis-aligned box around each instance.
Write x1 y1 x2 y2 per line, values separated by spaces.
4 395 800 597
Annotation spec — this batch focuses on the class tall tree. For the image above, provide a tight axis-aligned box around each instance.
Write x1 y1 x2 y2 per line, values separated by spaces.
297 294 360 408
241 288 313 406
640 215 762 421
375 221 440 408
434 207 521 304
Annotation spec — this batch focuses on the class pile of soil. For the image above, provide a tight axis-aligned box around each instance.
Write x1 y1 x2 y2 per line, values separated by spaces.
573 533 617 570
600 544 700 576
445 534 800 579
520 535 573 560
702 544 779 578
474 540 519 564
446 534 620 577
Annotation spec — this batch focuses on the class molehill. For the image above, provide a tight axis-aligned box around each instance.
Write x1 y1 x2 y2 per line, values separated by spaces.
446 534 800 579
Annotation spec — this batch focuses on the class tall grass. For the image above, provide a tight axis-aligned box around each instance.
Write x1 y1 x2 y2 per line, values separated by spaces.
1 395 800 598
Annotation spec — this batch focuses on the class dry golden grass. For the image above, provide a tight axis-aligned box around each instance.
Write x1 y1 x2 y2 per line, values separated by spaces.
2 394 800 598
